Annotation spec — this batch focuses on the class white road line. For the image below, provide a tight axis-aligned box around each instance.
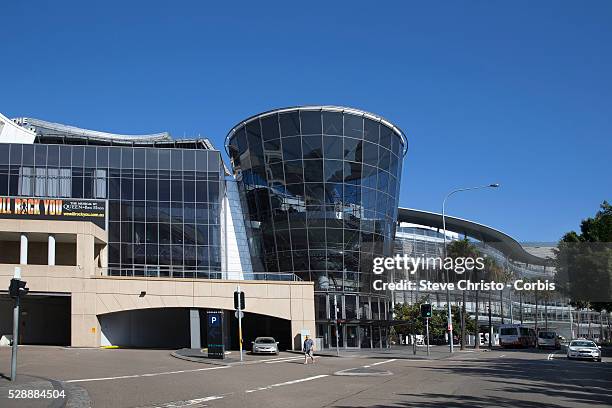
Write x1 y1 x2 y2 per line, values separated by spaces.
369 359 397 366
244 374 329 393
65 365 229 383
499 354 506 358
264 356 305 364
140 395 225 408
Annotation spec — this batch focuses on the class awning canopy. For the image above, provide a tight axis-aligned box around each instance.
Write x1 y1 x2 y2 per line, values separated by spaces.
398 208 549 266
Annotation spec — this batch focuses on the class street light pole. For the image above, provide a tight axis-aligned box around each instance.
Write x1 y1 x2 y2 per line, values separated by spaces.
442 183 499 354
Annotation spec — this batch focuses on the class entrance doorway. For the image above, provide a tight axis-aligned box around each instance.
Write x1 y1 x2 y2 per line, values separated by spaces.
346 325 359 348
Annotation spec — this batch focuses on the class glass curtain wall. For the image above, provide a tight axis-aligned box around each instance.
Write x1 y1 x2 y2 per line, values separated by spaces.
227 107 406 348
0 143 224 278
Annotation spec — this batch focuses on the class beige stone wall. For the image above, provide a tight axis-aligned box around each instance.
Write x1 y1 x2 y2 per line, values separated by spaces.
0 219 315 350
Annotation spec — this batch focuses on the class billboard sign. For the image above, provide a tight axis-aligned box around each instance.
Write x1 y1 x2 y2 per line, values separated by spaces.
0 196 106 229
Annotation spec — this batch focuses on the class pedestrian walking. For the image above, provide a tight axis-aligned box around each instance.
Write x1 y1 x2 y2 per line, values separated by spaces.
303 335 315 364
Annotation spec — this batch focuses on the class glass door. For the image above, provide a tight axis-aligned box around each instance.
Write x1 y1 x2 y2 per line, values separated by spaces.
346 325 359 348
330 324 344 348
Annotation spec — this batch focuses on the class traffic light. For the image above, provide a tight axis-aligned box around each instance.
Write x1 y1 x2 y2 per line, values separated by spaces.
420 303 432 318
9 279 29 299
234 291 245 310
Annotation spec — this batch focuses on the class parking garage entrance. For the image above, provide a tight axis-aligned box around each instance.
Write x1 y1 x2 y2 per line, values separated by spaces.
0 293 71 346
98 308 291 350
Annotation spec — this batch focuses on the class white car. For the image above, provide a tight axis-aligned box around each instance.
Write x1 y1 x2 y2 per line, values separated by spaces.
567 339 602 362
251 337 279 355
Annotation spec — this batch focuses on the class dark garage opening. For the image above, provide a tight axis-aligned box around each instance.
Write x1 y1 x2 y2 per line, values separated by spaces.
99 308 190 349
226 311 291 351
0 294 71 346
98 308 291 350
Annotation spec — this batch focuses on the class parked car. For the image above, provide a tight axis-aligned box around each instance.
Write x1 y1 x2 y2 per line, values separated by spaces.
537 331 561 349
251 337 279 355
567 339 602 362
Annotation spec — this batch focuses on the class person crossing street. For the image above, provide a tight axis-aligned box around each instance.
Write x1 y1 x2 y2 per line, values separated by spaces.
303 335 315 364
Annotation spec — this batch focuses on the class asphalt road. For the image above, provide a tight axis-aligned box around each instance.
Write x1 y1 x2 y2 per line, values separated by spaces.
1 346 610 408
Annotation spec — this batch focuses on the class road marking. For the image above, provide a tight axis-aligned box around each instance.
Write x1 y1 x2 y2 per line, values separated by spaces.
499 354 506 358
264 356 305 364
65 365 229 383
369 359 397 367
244 374 329 393
138 395 225 408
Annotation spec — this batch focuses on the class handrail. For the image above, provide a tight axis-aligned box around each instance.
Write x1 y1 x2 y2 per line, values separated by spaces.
96 266 303 282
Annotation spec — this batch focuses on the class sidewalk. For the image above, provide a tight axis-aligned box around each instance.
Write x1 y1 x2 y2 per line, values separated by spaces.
288 344 489 360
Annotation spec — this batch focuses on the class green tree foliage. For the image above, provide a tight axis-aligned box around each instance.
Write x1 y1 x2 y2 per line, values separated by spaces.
393 297 476 340
555 201 612 312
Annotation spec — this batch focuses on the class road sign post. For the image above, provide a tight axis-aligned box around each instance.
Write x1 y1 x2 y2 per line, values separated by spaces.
426 317 430 357
9 267 28 381
234 286 245 362
420 304 432 358
334 294 340 357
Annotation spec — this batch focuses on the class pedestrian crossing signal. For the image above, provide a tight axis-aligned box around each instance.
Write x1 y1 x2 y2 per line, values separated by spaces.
234 291 245 310
420 303 432 318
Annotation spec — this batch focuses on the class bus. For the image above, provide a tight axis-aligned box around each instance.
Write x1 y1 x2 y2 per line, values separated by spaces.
498 324 537 348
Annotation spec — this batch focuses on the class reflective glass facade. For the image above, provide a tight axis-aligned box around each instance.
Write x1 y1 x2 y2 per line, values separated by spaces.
227 107 406 341
0 143 224 277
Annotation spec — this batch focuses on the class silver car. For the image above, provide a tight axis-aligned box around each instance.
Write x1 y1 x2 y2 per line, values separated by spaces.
567 339 602 362
252 337 279 355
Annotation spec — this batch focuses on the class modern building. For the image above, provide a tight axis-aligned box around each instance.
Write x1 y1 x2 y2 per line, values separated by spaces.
0 116 314 350
1 107 608 350
225 106 406 348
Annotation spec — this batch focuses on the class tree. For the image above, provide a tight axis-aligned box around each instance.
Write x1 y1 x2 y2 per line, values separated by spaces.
555 201 612 336
392 297 477 345
447 238 480 350
485 256 505 345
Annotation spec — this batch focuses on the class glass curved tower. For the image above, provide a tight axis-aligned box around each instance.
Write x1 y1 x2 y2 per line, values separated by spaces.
226 106 407 348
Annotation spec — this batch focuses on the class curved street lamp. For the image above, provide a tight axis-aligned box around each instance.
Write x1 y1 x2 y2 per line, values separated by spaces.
442 183 500 353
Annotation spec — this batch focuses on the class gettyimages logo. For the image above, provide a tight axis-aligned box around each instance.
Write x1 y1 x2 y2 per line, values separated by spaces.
373 254 486 275
371 255 556 293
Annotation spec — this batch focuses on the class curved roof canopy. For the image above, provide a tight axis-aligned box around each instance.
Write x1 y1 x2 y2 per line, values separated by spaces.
14 117 214 150
19 117 170 142
398 208 549 266
225 105 408 157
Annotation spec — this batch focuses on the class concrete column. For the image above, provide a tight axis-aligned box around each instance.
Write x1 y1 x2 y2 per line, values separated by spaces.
190 309 201 349
19 233 28 264
100 244 108 268
48 234 56 266
77 234 95 276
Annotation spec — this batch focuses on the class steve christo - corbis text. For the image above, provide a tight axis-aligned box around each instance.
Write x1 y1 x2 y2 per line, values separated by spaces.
371 255 556 292
372 278 556 292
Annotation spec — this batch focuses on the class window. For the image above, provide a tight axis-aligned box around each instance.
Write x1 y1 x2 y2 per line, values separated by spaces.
344 114 363 139
364 119 380 143
261 114 280 140
282 136 302 161
302 135 323 159
323 112 343 135
279 111 300 137
300 110 322 135
323 135 342 160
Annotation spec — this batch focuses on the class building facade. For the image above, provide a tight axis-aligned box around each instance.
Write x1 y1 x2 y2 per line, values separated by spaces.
1 109 606 350
226 106 407 348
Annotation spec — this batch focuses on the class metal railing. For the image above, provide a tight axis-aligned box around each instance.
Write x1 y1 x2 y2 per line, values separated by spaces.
96 265 303 281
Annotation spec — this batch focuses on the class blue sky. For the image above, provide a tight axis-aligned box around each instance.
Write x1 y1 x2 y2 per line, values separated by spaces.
1 1 610 242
